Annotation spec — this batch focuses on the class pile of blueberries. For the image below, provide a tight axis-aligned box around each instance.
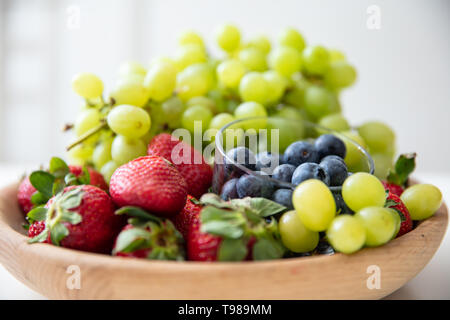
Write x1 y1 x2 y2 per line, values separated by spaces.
220 134 350 211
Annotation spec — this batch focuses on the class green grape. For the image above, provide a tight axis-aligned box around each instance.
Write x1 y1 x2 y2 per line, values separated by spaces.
209 113 235 130
110 79 150 107
372 153 394 180
247 35 271 54
174 44 207 71
283 79 308 108
268 46 302 76
279 210 319 253
263 71 288 104
302 45 330 75
329 49 346 62
161 96 186 129
207 58 221 72
100 160 119 184
208 113 236 142
93 138 113 170
181 105 213 133
273 105 303 121
342 172 386 212
293 180 336 232
338 130 367 169
67 144 94 166
304 85 336 119
215 24 241 52
318 113 350 132
111 135 146 165
234 101 267 130
118 73 145 85
72 72 104 99
278 27 306 52
74 108 102 137
401 184 443 220
324 61 357 88
107 104 151 138
358 121 395 154
216 59 246 89
389 208 401 239
187 96 217 114
207 89 228 113
176 63 215 101
118 61 147 77
143 61 177 102
238 48 267 72
178 30 204 48
238 72 269 104
326 215 366 254
266 117 304 153
355 207 397 247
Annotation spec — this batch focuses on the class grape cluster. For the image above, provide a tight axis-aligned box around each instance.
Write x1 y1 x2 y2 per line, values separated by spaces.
67 24 395 183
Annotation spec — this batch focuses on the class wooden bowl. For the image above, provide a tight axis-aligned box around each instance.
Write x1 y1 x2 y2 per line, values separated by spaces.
0 181 447 299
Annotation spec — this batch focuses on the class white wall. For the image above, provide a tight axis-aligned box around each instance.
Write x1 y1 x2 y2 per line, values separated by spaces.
0 0 449 173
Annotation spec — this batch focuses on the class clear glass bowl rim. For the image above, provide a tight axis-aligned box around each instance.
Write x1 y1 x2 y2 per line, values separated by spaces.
214 116 375 192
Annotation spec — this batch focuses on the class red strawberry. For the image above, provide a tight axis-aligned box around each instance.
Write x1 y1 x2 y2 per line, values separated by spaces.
174 195 202 239
386 192 413 237
147 133 213 198
112 206 184 260
69 165 108 191
109 156 187 217
17 164 107 215
28 220 48 241
382 181 404 197
17 176 36 214
187 222 222 261
28 185 124 253
186 194 285 261
382 153 416 197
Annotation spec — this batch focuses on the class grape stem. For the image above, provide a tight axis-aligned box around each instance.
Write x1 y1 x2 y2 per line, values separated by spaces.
66 119 107 151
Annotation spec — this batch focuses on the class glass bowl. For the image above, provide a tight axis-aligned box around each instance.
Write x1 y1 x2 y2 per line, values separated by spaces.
212 116 374 196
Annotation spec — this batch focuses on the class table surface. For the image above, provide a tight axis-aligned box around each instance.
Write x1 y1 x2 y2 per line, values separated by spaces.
0 163 449 300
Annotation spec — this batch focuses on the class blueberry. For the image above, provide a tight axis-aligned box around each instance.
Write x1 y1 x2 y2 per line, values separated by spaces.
332 191 353 214
315 241 335 255
271 189 294 210
236 174 274 198
291 163 330 186
320 157 348 186
283 141 320 166
321 155 346 165
314 134 346 159
272 164 296 182
255 151 281 173
225 147 256 172
220 178 239 200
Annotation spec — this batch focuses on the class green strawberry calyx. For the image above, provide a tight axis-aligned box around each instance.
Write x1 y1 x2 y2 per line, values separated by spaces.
27 187 84 245
385 196 406 222
28 157 91 209
199 193 286 262
113 206 185 261
387 153 416 187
